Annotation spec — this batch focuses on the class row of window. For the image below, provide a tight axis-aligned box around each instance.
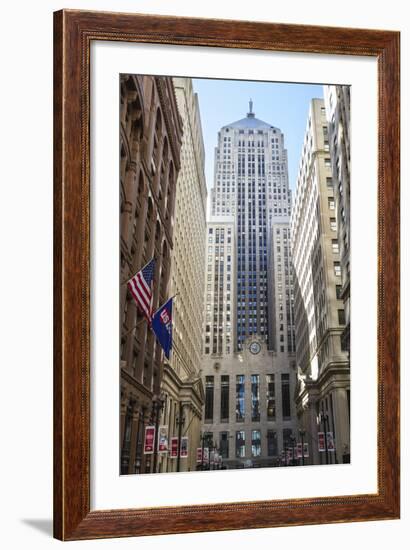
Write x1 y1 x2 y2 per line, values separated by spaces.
204 373 291 424
203 428 294 459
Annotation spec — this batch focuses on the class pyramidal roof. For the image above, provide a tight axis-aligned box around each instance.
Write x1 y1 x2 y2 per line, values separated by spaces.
225 99 277 130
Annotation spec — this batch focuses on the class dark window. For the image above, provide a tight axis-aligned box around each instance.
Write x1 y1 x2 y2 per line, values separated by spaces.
219 431 229 458
205 376 214 422
236 431 246 458
220 375 229 422
338 309 346 325
267 430 278 456
266 374 276 420
236 375 245 422
283 428 293 451
281 374 291 419
251 375 260 421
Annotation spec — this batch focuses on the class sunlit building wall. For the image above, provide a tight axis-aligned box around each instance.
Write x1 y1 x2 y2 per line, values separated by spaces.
290 98 350 465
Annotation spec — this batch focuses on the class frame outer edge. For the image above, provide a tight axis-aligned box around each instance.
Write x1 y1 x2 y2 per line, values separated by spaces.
53 9 64 541
54 9 91 540
380 31 400 518
53 9 401 540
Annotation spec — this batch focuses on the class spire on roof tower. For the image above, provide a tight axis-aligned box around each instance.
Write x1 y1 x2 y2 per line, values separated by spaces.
247 98 255 118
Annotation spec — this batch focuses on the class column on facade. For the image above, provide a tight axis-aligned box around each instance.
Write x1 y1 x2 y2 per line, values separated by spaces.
332 387 350 463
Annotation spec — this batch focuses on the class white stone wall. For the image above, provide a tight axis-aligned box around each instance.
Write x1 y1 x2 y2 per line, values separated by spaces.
202 218 236 357
170 77 207 380
201 338 297 467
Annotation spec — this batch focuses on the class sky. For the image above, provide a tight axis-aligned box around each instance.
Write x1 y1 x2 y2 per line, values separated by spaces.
192 78 324 193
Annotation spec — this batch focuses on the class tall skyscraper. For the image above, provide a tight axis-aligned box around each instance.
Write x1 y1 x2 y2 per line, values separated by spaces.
200 102 297 469
324 85 351 355
290 98 350 465
211 101 292 350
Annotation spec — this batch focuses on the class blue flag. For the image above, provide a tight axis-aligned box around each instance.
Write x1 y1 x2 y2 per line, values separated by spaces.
151 298 173 359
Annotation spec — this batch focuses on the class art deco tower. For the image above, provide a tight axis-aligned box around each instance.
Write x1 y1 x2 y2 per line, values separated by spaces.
201 101 297 469
210 101 292 350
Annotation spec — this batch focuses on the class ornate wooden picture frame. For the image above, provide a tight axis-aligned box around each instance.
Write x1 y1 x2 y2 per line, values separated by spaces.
53 9 400 541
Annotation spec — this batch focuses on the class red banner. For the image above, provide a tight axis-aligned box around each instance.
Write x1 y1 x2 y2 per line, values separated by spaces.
196 448 203 463
170 437 178 458
318 431 325 452
143 426 155 455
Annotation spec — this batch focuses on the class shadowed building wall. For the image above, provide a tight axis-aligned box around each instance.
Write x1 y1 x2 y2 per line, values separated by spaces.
324 86 351 358
119 74 183 475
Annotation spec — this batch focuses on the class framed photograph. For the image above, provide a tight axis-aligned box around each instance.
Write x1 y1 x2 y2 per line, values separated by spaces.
54 9 400 541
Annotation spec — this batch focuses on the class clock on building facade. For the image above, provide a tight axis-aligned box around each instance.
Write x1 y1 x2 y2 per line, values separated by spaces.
249 341 261 355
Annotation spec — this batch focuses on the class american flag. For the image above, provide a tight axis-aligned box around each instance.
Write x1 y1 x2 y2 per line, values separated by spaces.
127 258 155 323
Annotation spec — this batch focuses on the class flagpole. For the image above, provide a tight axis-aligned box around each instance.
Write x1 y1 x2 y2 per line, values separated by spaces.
121 257 155 286
122 317 147 337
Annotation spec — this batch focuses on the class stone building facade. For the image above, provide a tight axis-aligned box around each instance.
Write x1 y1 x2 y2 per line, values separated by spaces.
158 77 207 474
209 102 292 351
201 337 297 468
290 98 350 465
324 85 351 355
267 221 296 355
119 74 183 474
202 217 236 358
200 105 298 469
